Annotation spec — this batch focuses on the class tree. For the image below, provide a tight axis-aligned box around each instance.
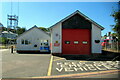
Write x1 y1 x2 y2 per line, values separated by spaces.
0 37 7 44
39 27 50 32
16 26 26 35
112 1 120 41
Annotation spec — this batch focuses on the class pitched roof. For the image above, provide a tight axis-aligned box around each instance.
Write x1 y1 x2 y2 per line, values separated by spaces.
50 10 104 30
17 26 50 39
2 31 8 34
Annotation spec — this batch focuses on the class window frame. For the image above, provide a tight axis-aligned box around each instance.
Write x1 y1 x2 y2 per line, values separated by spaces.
74 41 79 44
65 41 70 44
21 39 24 44
21 39 31 45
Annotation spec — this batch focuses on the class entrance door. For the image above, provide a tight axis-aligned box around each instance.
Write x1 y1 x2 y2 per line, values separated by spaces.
40 40 49 52
62 29 91 55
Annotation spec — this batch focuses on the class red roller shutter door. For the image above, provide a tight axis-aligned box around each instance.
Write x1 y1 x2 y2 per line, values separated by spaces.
62 29 91 55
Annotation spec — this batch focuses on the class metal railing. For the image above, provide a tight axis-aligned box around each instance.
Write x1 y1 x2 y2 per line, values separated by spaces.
102 41 120 53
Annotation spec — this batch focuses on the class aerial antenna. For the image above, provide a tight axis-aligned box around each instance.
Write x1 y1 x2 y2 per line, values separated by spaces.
11 0 12 15
7 0 18 33
18 0 19 21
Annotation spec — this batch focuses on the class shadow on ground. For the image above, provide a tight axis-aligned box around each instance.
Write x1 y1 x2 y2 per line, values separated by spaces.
53 50 120 61
17 52 50 54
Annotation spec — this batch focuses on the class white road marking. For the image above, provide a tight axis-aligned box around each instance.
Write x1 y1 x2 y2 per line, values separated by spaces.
56 61 119 72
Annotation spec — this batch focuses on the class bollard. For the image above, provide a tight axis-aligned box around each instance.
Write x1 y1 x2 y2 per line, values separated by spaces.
11 46 13 53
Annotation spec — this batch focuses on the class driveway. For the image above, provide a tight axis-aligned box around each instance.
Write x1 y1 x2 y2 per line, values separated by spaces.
2 49 51 78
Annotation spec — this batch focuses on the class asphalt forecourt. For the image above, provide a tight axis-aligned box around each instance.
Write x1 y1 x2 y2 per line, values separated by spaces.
2 49 120 79
2 49 51 78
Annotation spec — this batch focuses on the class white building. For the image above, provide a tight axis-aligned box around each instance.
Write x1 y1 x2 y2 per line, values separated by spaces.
50 10 104 55
16 26 50 53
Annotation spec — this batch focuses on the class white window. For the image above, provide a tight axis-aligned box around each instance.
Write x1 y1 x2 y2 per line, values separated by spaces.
74 41 79 44
21 39 31 45
65 41 70 44
41 40 49 46
82 41 87 44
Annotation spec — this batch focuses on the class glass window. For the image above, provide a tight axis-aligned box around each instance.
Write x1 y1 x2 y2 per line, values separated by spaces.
25 40 28 45
28 41 31 44
65 41 70 44
74 41 79 44
21 39 30 45
44 40 47 42
44 43 48 46
21 40 24 44
82 41 87 44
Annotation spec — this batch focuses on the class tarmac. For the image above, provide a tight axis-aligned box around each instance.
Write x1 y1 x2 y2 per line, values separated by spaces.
1 49 120 79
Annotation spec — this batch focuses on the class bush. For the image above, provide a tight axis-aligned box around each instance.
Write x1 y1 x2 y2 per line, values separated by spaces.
0 37 7 44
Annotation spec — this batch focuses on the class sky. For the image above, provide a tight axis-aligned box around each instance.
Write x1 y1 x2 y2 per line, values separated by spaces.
1 1 119 36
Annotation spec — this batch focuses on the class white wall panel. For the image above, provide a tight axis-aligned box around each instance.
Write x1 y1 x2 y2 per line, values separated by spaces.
91 24 102 53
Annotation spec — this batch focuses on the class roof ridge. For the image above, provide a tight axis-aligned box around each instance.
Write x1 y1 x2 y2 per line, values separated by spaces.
50 10 104 30
17 26 50 39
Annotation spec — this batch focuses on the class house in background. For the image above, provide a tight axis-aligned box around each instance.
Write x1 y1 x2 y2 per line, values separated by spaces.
16 26 50 53
0 22 18 40
50 10 104 55
0 31 18 39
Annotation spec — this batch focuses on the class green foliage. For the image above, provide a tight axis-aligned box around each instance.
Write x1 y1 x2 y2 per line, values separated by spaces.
39 27 49 32
1 26 26 35
112 33 118 37
0 37 7 44
0 37 16 44
112 11 120 22
112 11 120 31
1 27 7 31
112 1 120 41
16 26 26 35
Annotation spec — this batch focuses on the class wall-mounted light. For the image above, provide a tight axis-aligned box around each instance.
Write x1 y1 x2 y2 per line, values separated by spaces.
95 40 100 43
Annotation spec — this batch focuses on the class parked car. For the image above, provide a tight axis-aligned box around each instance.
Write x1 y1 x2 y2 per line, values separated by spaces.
101 39 112 47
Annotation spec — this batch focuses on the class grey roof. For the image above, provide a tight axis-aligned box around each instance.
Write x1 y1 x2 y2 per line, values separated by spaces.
1 31 17 35
2 31 8 34
50 10 104 30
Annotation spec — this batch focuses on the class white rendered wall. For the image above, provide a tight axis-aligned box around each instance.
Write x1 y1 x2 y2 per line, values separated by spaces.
91 24 102 53
16 27 50 51
51 23 62 53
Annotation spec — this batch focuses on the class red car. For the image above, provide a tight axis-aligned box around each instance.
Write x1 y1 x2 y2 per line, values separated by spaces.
101 39 112 47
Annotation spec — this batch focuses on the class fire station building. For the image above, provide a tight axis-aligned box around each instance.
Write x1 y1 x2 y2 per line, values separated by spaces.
50 10 104 55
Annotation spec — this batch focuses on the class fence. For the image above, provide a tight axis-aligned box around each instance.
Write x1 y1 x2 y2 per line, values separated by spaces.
102 41 120 53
